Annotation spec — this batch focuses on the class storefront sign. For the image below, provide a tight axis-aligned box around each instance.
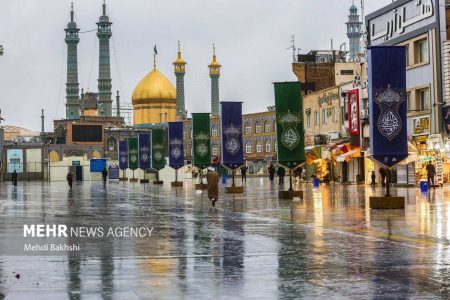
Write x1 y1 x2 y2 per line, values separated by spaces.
436 154 443 185
7 149 23 173
348 89 360 135
426 134 443 151
109 166 119 179
413 116 430 135
90 159 106 173
368 46 408 167
318 92 339 106
369 0 435 44
72 160 81 166
314 134 330 146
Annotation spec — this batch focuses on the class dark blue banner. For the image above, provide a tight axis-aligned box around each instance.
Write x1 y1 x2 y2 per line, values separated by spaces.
90 159 106 173
109 166 119 179
168 122 184 169
368 46 408 167
220 102 244 169
118 141 128 170
138 133 151 171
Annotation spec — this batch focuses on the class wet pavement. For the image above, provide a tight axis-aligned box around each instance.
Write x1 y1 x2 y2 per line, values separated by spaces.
1 179 450 299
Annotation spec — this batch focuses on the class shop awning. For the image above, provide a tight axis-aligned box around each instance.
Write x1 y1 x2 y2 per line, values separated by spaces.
337 149 361 162
305 146 322 165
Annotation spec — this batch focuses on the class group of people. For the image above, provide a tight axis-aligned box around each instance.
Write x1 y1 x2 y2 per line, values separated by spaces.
65 167 109 190
370 161 437 189
268 163 286 185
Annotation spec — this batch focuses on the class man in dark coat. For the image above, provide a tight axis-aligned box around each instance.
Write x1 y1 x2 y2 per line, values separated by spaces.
277 165 286 186
240 165 248 182
11 170 18 188
268 164 275 183
379 167 386 187
102 167 108 185
66 171 73 189
426 162 436 189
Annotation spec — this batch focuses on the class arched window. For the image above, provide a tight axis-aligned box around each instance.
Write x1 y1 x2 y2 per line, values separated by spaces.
107 137 116 151
265 140 271 152
244 122 252 135
245 142 252 154
255 121 262 134
256 140 263 153
264 120 271 133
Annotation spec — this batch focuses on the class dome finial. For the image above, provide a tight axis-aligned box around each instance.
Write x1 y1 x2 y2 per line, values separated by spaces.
153 44 158 70
212 43 216 62
178 41 182 59
70 2 74 22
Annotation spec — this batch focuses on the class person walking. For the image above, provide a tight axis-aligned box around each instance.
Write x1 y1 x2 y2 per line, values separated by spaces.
379 167 386 187
426 161 436 189
206 166 219 207
66 171 74 190
268 163 275 183
240 165 248 183
11 170 18 189
277 165 286 186
371 170 376 186
102 167 108 186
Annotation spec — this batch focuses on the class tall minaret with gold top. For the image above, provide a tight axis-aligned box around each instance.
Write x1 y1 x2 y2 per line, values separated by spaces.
209 44 221 116
173 41 186 120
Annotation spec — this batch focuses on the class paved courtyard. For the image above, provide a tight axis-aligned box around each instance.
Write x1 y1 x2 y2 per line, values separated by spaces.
0 178 450 299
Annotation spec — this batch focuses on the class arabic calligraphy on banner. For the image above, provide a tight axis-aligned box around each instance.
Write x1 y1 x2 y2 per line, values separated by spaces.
369 0 434 44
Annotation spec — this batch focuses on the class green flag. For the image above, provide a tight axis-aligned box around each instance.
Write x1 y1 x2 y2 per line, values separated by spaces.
274 81 305 168
152 128 166 171
128 137 139 171
192 113 211 169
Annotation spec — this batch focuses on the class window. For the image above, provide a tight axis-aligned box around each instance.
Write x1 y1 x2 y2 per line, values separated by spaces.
256 142 262 153
107 138 116 151
407 92 411 112
322 109 328 124
340 70 354 75
212 147 218 156
245 143 252 154
314 111 319 125
416 88 430 111
275 141 278 152
255 122 262 133
405 45 410 67
264 121 271 133
265 141 271 152
332 107 337 122
212 129 218 137
244 123 252 135
184 149 187 157
415 38 429 64
273 120 277 132
306 109 311 128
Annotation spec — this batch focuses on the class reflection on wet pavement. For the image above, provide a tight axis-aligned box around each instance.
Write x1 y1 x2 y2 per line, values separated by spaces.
1 179 450 298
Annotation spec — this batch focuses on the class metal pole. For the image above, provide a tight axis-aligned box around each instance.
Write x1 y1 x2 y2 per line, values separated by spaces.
175 168 178 182
232 169 235 187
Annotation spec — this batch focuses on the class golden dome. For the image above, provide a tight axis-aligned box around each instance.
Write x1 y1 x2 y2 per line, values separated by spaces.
132 69 176 105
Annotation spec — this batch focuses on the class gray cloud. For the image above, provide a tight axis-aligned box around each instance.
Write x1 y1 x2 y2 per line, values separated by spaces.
0 0 391 130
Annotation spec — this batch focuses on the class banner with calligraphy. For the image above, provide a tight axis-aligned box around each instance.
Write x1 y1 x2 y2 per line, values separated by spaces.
368 46 408 168
220 102 244 169
151 128 166 171
274 81 305 168
348 89 360 136
138 133 151 171
192 113 211 169
167 122 184 169
118 141 128 170
128 137 139 171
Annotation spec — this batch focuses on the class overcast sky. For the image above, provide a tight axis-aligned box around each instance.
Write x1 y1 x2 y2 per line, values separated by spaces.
0 0 392 131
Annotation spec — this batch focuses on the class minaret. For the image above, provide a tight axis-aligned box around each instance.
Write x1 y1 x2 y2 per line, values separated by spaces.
208 44 221 116
346 1 363 62
173 41 186 120
64 3 80 120
97 0 113 117
116 91 120 117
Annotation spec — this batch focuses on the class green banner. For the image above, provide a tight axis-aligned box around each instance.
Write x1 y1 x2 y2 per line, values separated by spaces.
128 137 139 170
152 128 166 171
192 113 211 169
274 81 305 168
